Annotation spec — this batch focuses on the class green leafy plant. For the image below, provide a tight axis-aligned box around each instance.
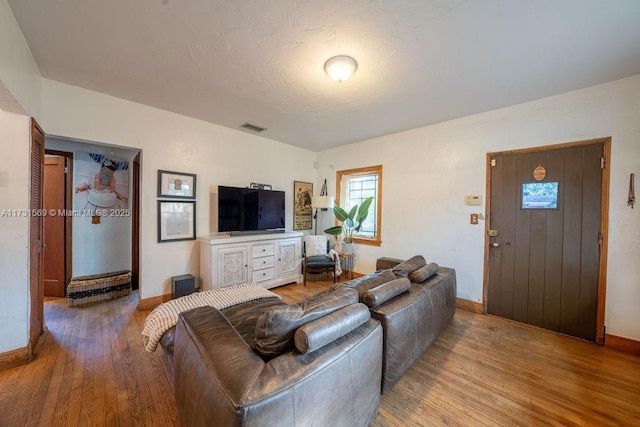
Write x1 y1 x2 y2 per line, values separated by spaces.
324 197 374 243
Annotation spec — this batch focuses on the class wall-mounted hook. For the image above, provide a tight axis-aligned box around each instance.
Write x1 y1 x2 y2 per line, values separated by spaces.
628 173 635 209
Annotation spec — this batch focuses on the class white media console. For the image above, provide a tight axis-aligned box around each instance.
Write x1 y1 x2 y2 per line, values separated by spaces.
198 231 303 291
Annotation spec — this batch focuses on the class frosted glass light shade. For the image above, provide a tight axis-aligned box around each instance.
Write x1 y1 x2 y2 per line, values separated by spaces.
312 195 335 209
324 56 358 82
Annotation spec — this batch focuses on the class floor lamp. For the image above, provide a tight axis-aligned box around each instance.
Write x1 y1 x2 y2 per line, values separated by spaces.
311 195 335 235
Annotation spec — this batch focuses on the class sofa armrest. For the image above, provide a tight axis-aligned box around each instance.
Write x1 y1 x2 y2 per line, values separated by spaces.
174 305 383 426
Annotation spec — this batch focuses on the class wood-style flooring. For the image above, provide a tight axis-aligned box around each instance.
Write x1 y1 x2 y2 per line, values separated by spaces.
1 277 639 426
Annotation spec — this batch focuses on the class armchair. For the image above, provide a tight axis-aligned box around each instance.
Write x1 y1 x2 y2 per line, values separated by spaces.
303 235 338 286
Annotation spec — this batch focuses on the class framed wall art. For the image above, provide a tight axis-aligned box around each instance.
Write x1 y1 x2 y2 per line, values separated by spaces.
158 200 196 242
158 170 196 199
293 181 313 230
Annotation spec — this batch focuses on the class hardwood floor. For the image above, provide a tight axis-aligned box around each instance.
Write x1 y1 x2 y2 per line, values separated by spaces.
1 278 638 426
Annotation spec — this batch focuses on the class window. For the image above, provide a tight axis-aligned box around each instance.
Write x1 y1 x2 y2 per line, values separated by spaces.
335 165 382 246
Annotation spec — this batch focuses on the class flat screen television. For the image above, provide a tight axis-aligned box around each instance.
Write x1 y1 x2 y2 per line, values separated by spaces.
218 186 286 233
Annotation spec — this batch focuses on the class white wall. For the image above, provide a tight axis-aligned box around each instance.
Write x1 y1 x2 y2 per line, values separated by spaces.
0 111 31 352
0 0 41 116
40 79 317 300
318 75 640 341
0 0 41 354
46 137 137 276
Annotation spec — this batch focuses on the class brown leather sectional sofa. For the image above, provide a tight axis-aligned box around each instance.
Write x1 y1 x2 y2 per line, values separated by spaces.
347 256 457 392
165 255 456 425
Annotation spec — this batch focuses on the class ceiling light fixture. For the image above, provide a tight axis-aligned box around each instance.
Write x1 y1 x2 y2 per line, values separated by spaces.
324 55 358 82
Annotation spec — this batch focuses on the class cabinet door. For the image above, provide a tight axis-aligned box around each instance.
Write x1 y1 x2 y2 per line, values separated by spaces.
218 246 248 287
278 239 300 276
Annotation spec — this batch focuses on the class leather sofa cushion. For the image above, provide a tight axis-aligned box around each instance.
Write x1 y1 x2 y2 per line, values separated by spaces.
362 278 411 308
392 255 427 278
409 262 440 283
331 268 397 298
254 287 358 357
294 303 370 353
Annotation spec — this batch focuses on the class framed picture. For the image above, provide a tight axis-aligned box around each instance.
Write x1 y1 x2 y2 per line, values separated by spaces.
294 181 313 230
158 170 196 199
158 200 196 242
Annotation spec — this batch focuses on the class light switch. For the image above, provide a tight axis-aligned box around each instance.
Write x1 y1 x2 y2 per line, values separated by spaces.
464 195 482 206
470 213 479 224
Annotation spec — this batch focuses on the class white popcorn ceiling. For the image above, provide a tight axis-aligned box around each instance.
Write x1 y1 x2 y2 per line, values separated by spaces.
7 0 640 151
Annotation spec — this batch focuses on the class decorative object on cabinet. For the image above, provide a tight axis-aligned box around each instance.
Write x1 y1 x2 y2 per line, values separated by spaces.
157 170 196 199
158 200 196 242
293 181 313 230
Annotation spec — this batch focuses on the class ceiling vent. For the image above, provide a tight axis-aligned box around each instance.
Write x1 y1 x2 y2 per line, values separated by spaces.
241 123 266 133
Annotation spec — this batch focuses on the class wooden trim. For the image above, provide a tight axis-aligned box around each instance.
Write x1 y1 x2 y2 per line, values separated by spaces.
137 293 172 311
45 149 74 294
457 298 484 314
483 137 611 341
605 334 640 356
334 164 383 247
0 347 30 371
487 136 611 157
596 138 611 344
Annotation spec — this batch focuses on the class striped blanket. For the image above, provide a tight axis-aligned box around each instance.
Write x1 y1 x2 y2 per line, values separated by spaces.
142 283 280 353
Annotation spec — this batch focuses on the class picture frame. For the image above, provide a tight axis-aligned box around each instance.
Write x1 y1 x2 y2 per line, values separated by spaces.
293 181 313 231
158 200 196 242
157 170 196 199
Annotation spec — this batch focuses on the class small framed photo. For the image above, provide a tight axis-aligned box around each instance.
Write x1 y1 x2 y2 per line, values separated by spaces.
158 170 196 199
158 200 196 242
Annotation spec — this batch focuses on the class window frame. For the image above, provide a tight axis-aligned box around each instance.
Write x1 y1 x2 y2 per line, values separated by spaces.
334 165 382 247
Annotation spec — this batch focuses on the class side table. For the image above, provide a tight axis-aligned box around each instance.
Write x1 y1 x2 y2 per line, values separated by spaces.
339 253 356 280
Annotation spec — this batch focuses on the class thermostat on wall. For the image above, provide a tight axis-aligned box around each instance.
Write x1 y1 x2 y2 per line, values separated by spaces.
464 195 482 206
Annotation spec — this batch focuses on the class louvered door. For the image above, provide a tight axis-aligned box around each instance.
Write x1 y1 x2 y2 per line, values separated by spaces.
29 118 45 353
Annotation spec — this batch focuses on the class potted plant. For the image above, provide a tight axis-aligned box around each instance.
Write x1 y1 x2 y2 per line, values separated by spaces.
324 197 374 254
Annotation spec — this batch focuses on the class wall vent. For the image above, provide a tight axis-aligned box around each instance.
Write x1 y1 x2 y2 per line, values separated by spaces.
241 123 266 133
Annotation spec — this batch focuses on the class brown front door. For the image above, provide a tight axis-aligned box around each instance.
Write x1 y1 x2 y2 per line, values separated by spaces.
29 118 45 353
44 155 67 297
486 139 609 343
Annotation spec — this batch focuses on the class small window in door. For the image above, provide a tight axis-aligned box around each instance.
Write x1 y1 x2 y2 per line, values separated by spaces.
522 182 559 209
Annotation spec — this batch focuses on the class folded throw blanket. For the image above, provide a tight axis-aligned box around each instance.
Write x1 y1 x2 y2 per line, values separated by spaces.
327 249 343 277
141 283 280 352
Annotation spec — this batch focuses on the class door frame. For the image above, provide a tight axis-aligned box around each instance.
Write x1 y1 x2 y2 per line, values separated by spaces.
44 150 73 294
483 137 611 344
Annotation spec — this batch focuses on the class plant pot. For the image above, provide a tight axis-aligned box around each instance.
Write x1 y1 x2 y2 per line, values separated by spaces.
341 242 355 255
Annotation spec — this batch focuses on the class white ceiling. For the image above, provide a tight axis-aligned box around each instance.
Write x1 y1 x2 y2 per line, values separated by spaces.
7 0 640 151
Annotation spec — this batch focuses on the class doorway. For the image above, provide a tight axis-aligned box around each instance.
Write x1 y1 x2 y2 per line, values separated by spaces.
43 150 73 297
484 138 610 343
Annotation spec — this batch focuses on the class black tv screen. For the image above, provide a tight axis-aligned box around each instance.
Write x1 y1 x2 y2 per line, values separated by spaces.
218 186 285 232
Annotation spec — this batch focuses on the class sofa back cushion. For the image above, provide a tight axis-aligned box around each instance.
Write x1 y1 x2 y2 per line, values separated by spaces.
362 278 411 308
331 269 397 299
294 303 371 354
392 255 427 278
409 262 440 283
254 287 358 357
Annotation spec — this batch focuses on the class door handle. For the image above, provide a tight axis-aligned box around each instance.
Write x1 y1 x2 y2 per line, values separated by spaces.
491 242 500 247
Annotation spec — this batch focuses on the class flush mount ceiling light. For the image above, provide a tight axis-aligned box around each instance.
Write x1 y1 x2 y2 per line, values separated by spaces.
324 55 358 82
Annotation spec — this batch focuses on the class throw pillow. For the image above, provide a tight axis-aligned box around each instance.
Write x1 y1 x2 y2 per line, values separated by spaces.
294 303 370 354
392 255 427 278
304 235 328 257
362 278 411 308
253 287 358 357
409 262 440 283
